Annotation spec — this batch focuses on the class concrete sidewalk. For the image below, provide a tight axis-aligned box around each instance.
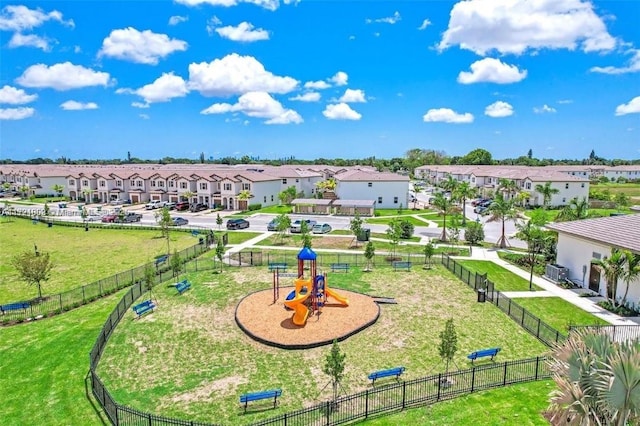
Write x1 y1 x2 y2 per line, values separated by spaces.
455 247 638 326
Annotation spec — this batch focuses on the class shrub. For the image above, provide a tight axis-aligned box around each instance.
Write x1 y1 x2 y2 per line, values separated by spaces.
464 221 484 245
597 300 639 317
248 203 262 211
399 219 414 239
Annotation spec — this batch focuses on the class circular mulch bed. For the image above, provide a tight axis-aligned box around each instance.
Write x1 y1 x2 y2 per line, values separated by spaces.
235 287 380 349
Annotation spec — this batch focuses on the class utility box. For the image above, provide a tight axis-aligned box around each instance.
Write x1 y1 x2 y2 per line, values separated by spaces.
545 264 569 283
357 228 371 242
477 288 486 303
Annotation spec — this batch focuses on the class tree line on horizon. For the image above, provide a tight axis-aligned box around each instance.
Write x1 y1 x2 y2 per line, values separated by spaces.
2 148 638 171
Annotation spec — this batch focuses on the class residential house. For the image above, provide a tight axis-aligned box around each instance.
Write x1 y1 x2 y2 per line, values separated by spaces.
334 170 410 209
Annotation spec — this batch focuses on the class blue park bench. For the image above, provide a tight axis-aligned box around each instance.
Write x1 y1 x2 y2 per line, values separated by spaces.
0 302 30 315
330 263 350 272
368 367 406 385
132 300 156 319
239 389 282 412
268 262 288 272
392 261 412 271
175 280 191 294
191 230 200 237
467 348 501 364
154 255 169 267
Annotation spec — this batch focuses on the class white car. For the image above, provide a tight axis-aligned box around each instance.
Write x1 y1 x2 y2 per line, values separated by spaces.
145 200 165 210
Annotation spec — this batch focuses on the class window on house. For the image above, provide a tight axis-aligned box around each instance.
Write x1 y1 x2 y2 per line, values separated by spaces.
282 179 287 184
378 197 383 204
368 182 372 187
526 183 531 190
224 183 231 191
592 252 601 260
137 180 143 187
82 180 88 186
180 182 187 189
565 183 569 189
581 183 585 188
168 181 174 187
130 180 135 187
394 196 398 204
295 179 299 183
271 195 274 202
562 197 566 203
263 196 267 203
242 183 251 190
151 181 156 187
99 181 105 187
200 183 207 190
116 180 122 187
68 180 75 186
158 181 164 187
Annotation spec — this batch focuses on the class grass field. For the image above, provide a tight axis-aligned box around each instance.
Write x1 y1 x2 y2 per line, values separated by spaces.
329 229 422 242
0 289 126 425
510 297 608 331
97 264 548 424
365 216 432 227
361 380 554 425
374 208 432 217
455 260 541 292
0 217 198 303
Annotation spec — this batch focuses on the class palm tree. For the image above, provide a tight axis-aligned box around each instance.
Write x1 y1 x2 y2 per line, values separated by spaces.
620 251 640 307
486 193 518 248
237 189 253 211
440 175 458 193
497 178 519 200
555 197 590 222
534 181 559 209
52 184 64 197
547 328 640 426
431 192 458 241
593 248 627 304
19 184 30 198
453 181 476 225
182 190 195 203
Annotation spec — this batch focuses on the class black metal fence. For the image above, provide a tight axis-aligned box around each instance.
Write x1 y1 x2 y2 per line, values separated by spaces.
230 250 427 268
570 325 640 343
1 236 213 324
440 254 567 347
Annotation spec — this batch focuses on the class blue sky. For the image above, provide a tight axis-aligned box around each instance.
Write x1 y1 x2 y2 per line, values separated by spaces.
1 0 639 161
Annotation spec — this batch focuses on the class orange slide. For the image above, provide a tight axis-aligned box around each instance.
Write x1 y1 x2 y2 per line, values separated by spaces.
325 288 349 306
284 292 311 326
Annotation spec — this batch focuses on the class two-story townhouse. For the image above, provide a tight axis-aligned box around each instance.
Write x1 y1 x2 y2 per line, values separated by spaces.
108 172 130 203
127 172 151 204
174 175 196 203
93 172 118 203
165 173 180 203
333 170 410 209
191 173 217 207
603 165 640 182
77 172 99 202
147 172 173 204
522 173 589 207
234 171 282 210
35 166 68 197
259 166 323 198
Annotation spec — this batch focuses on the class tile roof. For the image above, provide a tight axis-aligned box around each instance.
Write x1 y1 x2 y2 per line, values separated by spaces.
334 170 409 181
547 214 640 254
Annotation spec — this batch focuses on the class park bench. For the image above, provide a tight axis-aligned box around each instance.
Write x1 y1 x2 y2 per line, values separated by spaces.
239 389 282 412
58 202 67 208
0 302 30 315
268 262 288 272
154 255 168 267
132 300 156 319
392 261 412 271
368 367 405 385
467 348 501 364
191 230 200 237
330 263 350 272
175 280 191 294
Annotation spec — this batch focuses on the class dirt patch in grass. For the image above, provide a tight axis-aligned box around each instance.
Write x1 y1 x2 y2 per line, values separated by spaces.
165 376 249 405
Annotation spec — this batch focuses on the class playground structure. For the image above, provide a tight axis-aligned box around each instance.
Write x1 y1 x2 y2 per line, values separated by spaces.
279 247 349 326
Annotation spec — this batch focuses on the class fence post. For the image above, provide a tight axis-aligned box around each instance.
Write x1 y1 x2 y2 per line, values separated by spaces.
148 412 152 426
402 381 406 409
536 318 541 339
471 367 476 392
437 373 442 401
325 400 330 426
521 309 526 327
365 389 369 419
508 298 511 316
503 362 508 386
535 357 539 380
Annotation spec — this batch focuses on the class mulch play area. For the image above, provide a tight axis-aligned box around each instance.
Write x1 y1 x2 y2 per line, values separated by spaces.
235 287 380 349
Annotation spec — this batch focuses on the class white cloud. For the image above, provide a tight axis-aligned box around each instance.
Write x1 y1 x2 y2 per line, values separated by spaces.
322 103 362 120
215 22 269 42
0 5 73 32
119 72 188 104
328 71 348 86
591 49 640 75
533 104 557 114
98 27 188 65
289 92 320 102
458 58 527 84
168 15 188 26
304 80 331 90
417 19 431 30
0 85 37 104
366 11 401 25
8 33 52 51
188 53 298 97
132 102 150 109
0 107 35 120
338 89 366 103
139 114 150 120
558 99 573 104
423 108 473 123
439 0 617 55
484 101 514 118
175 0 281 11
16 62 112 90
201 91 302 124
206 15 223 35
60 100 98 110
615 96 640 116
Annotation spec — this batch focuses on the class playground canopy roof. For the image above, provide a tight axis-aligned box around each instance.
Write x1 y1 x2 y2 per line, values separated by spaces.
297 247 317 260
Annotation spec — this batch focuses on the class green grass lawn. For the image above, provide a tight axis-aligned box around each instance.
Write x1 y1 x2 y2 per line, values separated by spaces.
216 231 263 244
0 217 198 303
456 260 541 292
0 289 127 425
511 297 608 331
374 208 432 217
98 264 548 424
227 205 294 217
360 380 554 425
329 230 421 242
366 216 432 227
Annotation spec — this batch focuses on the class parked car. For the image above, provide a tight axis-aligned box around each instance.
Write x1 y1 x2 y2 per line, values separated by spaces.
312 223 332 234
101 213 118 223
226 218 250 230
290 219 317 233
171 217 189 226
267 217 282 231
165 202 176 210
145 200 164 210
175 201 190 211
109 199 124 206
474 206 487 215
115 212 143 223
189 203 208 212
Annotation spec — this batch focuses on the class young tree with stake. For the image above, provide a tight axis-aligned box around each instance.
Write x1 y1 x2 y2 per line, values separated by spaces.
322 340 346 405
12 250 54 300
